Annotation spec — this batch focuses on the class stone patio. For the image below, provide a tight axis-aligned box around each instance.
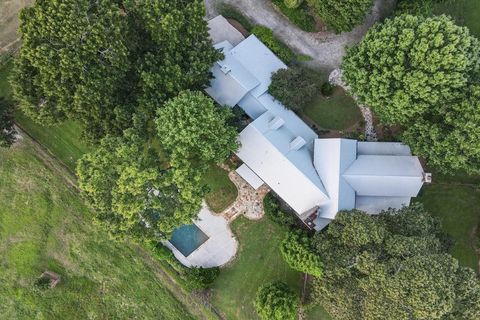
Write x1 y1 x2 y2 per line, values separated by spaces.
217 164 270 222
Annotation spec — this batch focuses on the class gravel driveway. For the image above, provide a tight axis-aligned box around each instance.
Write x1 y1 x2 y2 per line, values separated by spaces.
205 0 396 71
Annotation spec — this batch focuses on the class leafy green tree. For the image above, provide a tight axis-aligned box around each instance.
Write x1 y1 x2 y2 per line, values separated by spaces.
254 281 299 320
280 231 322 276
342 15 480 173
12 0 220 141
269 66 321 111
76 129 204 240
155 90 239 169
311 205 480 320
0 98 16 148
307 0 374 32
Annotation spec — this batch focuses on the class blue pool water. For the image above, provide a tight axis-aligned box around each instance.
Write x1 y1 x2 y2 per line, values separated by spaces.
169 224 209 257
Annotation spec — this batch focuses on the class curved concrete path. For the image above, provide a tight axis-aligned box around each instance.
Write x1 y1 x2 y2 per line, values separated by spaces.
205 0 396 71
164 204 238 268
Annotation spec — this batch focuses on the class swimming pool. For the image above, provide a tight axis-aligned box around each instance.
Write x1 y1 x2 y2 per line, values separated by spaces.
169 224 209 257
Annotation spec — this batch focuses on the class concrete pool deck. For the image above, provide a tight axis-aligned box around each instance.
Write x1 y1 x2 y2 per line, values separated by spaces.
164 204 238 268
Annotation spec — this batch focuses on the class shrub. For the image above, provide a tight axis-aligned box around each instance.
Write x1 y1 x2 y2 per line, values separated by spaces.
263 193 297 228
254 281 299 320
284 0 303 9
147 242 175 261
280 231 323 277
272 0 316 32
184 267 220 291
251 26 295 64
269 65 321 111
321 82 335 97
217 4 253 31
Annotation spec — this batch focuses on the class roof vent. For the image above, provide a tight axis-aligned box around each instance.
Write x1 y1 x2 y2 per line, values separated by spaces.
268 116 285 130
290 136 306 151
220 64 231 74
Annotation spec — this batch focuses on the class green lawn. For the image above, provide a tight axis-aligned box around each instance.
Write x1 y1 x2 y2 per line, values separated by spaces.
434 0 480 37
15 111 91 172
303 87 362 131
415 184 480 270
0 137 195 319
203 165 238 213
211 217 303 320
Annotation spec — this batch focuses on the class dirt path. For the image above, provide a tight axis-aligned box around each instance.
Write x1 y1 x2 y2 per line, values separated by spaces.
205 0 396 71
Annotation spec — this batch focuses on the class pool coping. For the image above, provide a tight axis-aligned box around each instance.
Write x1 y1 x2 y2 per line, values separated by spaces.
163 203 238 268
168 223 211 258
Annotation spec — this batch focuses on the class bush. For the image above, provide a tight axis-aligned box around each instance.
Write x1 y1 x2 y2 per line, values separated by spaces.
217 4 253 31
147 242 175 261
269 66 321 111
184 267 220 291
272 0 316 32
320 82 335 96
263 193 297 228
284 0 303 9
254 281 299 320
251 26 295 64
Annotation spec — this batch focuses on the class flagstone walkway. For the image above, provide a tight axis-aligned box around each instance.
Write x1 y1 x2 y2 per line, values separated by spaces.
217 164 270 222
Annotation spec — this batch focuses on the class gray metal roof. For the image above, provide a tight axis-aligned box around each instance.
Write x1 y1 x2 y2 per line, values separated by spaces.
204 17 426 224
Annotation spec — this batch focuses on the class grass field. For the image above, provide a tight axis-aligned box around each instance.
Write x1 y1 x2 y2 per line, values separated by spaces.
15 112 92 172
303 87 362 131
434 0 480 37
210 217 303 320
203 165 238 213
0 137 196 319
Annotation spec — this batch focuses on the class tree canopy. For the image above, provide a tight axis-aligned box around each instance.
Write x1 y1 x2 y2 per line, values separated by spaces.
280 231 322 277
76 130 204 241
307 0 374 32
269 66 321 111
254 281 299 320
311 205 480 320
12 0 220 141
342 14 480 173
0 98 16 148
155 90 239 169
77 91 238 241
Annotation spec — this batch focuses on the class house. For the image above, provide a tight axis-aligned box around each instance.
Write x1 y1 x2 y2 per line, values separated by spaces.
206 16 428 230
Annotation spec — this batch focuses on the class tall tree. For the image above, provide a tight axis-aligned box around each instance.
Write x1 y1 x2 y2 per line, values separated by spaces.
0 98 16 148
12 0 220 141
342 15 480 173
280 231 323 277
155 90 239 169
76 130 204 240
311 205 480 320
254 281 299 320
307 0 374 32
